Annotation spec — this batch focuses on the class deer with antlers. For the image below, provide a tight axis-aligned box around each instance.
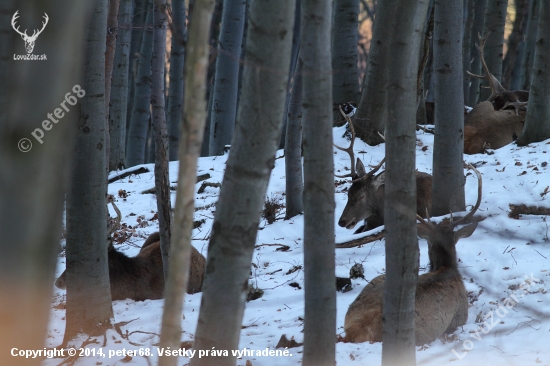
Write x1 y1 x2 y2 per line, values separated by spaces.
55 197 205 300
464 33 528 154
344 165 482 345
335 106 432 233
11 11 49 54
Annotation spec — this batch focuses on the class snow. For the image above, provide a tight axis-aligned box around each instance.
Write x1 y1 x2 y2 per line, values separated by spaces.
44 126 550 366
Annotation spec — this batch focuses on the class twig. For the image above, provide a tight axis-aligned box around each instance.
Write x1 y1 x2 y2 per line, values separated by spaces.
336 230 385 248
108 167 150 183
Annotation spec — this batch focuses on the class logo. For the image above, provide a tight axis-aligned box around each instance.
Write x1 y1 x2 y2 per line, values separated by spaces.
12 10 48 60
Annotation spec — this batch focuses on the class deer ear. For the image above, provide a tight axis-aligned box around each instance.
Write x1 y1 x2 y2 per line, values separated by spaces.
455 221 478 241
372 172 385 189
356 158 366 178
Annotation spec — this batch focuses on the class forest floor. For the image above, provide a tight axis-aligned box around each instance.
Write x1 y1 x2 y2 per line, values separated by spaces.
44 125 550 366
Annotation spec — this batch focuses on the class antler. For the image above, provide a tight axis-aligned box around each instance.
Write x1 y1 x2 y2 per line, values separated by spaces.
334 105 357 179
30 13 49 40
107 195 122 237
11 11 26 37
451 164 482 227
466 32 506 102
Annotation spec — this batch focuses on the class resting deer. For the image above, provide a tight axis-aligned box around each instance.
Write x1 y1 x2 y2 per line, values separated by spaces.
344 165 482 345
465 33 528 154
335 106 432 233
55 198 205 300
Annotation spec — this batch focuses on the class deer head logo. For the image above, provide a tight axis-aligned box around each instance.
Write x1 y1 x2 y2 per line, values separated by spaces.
11 11 49 54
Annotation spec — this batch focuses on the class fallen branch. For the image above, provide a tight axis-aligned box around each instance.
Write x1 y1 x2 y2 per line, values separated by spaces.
108 167 150 183
197 181 221 194
509 204 550 219
336 230 385 248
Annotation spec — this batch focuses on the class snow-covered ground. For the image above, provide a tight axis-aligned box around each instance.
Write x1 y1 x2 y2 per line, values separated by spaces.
44 125 550 366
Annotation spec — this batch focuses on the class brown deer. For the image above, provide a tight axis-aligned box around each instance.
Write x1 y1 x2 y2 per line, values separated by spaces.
464 33 528 154
55 198 205 300
344 165 482 345
335 107 432 233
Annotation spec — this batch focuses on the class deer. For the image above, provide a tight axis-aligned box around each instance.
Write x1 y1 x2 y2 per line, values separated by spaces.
344 165 482 345
464 33 528 154
55 197 205 301
335 106 432 233
11 11 49 54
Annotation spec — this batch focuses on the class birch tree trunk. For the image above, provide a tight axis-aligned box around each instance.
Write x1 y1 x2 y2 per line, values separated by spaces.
158 1 215 363
0 1 89 363
301 1 335 364
479 0 508 101
382 0 429 364
151 0 171 279
126 1 153 167
517 0 550 145
64 0 114 343
432 0 465 216
190 2 295 365
208 0 246 156
109 0 133 170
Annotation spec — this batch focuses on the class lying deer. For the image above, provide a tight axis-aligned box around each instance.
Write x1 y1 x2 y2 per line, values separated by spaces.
55 198 205 301
344 166 482 345
335 107 432 233
465 33 528 154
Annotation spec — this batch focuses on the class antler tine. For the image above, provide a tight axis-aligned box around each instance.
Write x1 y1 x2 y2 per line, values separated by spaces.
334 105 357 179
466 32 506 102
452 164 482 228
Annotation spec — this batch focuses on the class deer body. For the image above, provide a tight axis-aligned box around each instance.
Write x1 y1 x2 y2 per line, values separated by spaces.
56 232 205 300
344 166 482 345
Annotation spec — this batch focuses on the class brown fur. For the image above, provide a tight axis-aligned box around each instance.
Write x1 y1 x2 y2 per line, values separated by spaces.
464 101 525 154
55 232 205 300
339 167 433 233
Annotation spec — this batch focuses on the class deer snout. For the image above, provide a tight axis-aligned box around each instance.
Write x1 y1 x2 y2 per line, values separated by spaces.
338 218 356 230
55 272 66 289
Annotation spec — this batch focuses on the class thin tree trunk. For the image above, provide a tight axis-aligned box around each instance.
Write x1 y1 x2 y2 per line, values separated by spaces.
479 0 508 101
301 1 335 364
200 85 214 156
190 2 295 365
151 0 171 280
332 0 360 125
106 0 121 115
64 0 114 343
167 0 186 161
468 0 487 106
158 1 215 363
109 0 133 171
382 0 429 364
521 0 539 89
285 58 304 219
502 0 529 89
353 0 393 145
517 0 550 145
0 1 90 363
208 0 246 156
127 1 153 167
432 0 465 216
510 0 531 90
463 0 475 103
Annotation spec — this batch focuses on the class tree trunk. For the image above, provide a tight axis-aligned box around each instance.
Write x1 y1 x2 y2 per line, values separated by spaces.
382 1 429 364
521 0 539 89
158 1 215 363
190 1 295 365
64 0 114 343
510 0 532 90
208 0 246 156
105 0 120 117
301 1 335 365
151 0 171 280
517 0 550 145
0 1 90 363
479 0 508 101
109 0 133 171
468 0 487 106
432 0 465 217
502 0 529 89
285 58 304 219
332 0 360 125
353 0 393 145
167 0 186 161
463 0 475 103
126 1 153 167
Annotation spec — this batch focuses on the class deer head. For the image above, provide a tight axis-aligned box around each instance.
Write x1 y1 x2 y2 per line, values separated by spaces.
334 105 386 231
11 11 49 54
